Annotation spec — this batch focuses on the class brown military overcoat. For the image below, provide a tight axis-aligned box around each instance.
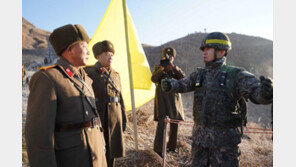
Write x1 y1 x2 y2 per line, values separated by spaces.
84 61 126 159
151 65 185 121
25 57 107 167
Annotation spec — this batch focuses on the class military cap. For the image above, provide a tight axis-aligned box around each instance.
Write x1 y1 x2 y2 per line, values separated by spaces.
92 40 115 59
162 47 176 58
49 24 90 56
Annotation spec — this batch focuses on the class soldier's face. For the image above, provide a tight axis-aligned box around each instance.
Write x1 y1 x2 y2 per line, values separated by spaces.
203 47 215 62
97 51 114 68
169 55 174 63
68 41 90 66
202 47 225 62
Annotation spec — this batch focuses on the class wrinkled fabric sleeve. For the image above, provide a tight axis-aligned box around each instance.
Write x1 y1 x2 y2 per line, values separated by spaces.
25 71 58 167
173 66 186 80
171 71 198 93
151 65 166 83
118 75 127 130
236 70 272 104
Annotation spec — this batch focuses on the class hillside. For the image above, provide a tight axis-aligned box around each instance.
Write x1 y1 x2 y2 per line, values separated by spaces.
22 17 57 68
143 32 273 78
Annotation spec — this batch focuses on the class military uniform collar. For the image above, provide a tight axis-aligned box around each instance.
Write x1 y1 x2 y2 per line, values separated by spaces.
56 57 84 79
205 57 227 69
94 61 113 74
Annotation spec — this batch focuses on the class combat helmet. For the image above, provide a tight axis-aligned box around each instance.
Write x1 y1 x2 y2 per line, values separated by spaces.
200 32 232 52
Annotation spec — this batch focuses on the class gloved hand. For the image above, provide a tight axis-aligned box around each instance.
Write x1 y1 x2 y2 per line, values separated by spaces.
259 76 273 99
165 63 174 71
161 79 172 92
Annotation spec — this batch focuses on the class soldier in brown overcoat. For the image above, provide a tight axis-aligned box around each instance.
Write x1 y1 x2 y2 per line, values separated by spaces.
151 47 185 157
84 40 126 167
25 24 107 167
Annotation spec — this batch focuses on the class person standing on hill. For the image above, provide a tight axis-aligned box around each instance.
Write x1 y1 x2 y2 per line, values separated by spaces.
161 32 273 166
25 24 107 167
151 47 186 157
22 64 26 86
84 40 126 167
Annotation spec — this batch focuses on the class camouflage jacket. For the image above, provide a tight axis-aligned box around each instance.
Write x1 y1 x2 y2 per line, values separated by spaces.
170 57 272 147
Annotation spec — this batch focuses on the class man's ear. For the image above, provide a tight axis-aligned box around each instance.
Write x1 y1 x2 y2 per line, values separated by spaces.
66 45 72 54
219 50 226 58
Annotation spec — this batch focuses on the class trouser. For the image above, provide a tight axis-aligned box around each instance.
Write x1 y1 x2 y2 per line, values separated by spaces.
191 143 240 167
153 118 178 154
106 157 115 167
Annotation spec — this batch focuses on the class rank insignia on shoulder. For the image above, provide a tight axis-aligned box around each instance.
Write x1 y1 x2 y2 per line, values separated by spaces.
38 64 57 70
65 68 74 77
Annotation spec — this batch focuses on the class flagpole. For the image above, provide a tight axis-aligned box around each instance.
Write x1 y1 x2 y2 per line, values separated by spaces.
122 0 139 150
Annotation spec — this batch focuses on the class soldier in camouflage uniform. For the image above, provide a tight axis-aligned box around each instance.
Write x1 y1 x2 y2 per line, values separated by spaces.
161 32 273 167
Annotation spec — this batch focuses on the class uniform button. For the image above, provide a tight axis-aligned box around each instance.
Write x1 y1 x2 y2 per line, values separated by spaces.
85 111 89 115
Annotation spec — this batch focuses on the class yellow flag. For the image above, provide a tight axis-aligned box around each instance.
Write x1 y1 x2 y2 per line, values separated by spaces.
87 0 155 111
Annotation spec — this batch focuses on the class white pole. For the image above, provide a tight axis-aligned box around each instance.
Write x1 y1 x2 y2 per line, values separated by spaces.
122 0 139 150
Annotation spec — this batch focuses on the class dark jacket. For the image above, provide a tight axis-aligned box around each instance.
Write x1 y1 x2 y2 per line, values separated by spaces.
25 57 107 167
151 65 185 121
84 62 126 159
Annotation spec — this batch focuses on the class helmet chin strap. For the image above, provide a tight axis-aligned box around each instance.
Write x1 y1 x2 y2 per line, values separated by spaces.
213 48 223 62
214 49 218 61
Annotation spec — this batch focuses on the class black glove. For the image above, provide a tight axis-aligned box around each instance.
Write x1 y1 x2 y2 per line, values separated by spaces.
161 79 172 92
122 121 126 132
259 76 273 99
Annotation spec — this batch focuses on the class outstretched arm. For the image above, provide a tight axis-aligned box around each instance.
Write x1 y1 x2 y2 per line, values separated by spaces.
236 70 273 105
162 70 199 93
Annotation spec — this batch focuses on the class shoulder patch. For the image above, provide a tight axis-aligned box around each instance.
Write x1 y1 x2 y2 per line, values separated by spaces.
38 64 57 70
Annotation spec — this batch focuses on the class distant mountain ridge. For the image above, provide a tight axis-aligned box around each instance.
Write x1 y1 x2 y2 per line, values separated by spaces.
22 17 273 78
22 17 57 67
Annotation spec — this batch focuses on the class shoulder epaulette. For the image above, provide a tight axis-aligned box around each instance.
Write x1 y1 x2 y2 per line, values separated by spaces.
84 65 96 68
38 64 57 70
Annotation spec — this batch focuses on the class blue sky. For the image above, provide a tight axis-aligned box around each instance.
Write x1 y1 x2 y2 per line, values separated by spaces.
22 0 273 46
